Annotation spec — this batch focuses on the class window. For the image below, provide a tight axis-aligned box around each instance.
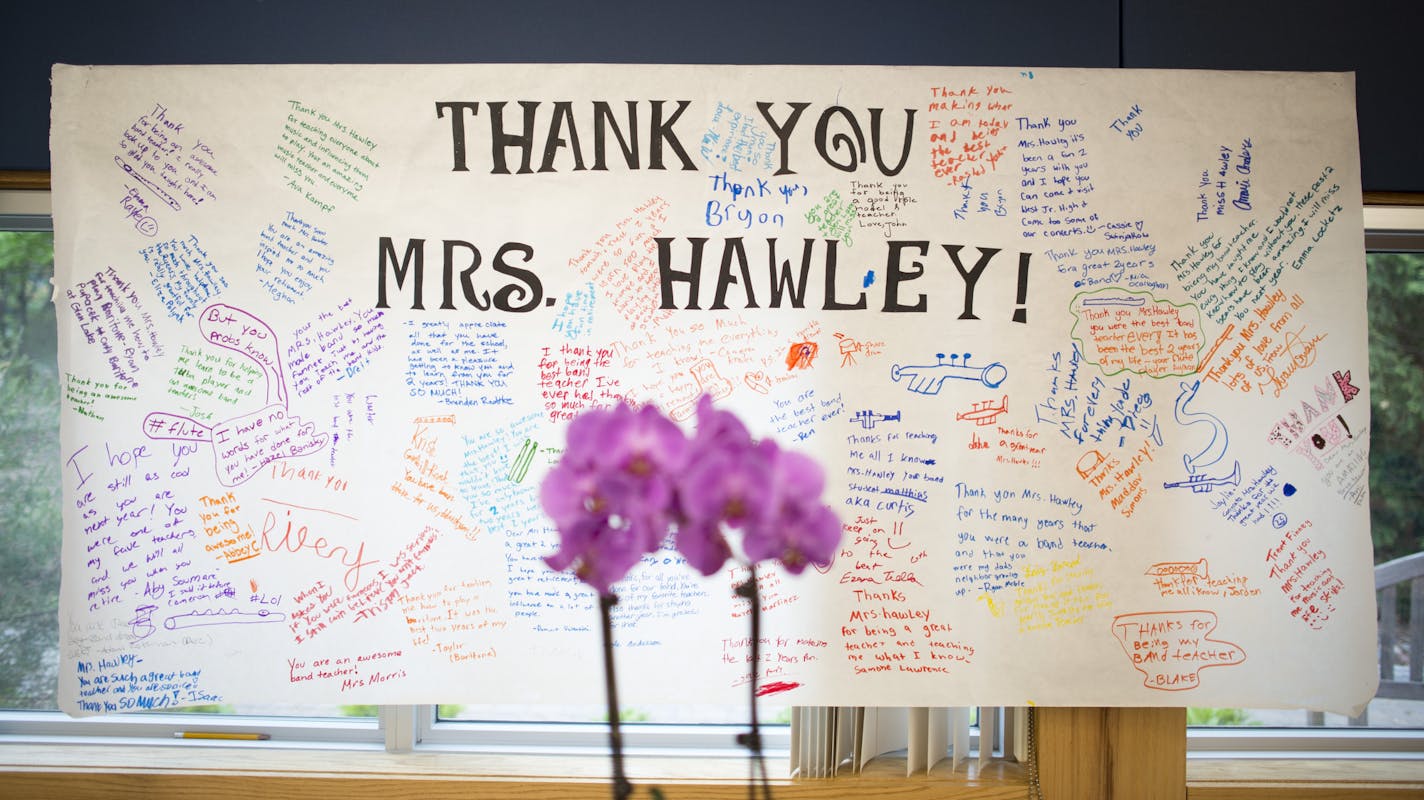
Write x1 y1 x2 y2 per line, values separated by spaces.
0 188 783 756
0 217 57 712
1187 206 1424 756
4 188 1423 772
0 192 380 744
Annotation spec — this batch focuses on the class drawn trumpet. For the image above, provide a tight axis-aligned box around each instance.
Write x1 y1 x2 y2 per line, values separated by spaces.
1162 460 1241 493
957 396 1008 426
891 352 1008 394
853 409 901 429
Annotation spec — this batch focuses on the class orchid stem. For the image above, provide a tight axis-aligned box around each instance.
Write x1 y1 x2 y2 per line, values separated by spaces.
736 568 774 800
600 593 633 800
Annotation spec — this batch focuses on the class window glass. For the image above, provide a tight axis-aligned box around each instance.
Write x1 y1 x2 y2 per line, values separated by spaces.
438 702 790 725
0 229 59 709
1191 248 1424 731
0 224 366 724
0 219 733 733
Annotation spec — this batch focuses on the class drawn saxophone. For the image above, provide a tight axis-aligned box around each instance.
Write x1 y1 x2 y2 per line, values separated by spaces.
1174 379 1229 474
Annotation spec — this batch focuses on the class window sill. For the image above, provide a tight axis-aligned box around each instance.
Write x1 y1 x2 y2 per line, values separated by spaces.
0 741 1027 799
10 742 1424 798
1188 758 1424 798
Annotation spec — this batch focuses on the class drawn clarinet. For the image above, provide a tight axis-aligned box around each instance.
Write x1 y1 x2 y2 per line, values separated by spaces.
852 409 902 429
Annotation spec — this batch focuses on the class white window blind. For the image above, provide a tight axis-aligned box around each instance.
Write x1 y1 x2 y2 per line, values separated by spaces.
789 705 1028 778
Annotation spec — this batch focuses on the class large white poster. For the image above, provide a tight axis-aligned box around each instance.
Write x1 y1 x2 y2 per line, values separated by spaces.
51 64 1376 716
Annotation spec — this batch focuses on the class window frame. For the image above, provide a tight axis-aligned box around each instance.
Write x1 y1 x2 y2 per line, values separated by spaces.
0 187 390 747
416 704 789 753
0 185 785 758
2 186 1423 772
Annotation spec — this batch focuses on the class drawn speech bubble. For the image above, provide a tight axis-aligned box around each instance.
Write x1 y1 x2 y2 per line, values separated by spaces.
1069 290 1203 378
1110 609 1245 691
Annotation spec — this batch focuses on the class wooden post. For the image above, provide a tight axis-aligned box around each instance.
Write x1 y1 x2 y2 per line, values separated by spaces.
1038 707 1185 800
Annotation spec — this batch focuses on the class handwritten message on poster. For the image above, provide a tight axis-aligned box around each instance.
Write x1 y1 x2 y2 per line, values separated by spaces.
51 64 1376 715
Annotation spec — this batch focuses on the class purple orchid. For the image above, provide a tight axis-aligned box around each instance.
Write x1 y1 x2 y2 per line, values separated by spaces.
541 395 840 591
675 397 775 575
675 396 840 575
739 443 841 574
539 395 841 800
540 401 689 595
